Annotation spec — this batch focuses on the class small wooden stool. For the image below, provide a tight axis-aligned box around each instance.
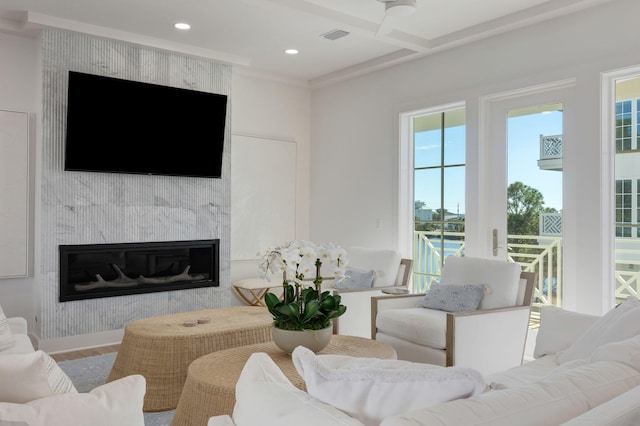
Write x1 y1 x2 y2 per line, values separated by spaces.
232 278 274 306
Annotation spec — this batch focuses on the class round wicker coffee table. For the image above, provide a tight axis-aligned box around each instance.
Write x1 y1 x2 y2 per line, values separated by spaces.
171 335 397 426
106 306 273 412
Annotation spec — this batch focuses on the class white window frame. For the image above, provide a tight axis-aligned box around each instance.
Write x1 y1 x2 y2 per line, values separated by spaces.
601 66 640 311
398 101 466 263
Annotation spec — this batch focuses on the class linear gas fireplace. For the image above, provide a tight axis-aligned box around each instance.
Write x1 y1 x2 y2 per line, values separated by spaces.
59 240 219 302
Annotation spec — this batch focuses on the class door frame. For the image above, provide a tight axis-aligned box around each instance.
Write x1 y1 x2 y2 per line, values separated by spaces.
601 65 640 311
473 79 576 262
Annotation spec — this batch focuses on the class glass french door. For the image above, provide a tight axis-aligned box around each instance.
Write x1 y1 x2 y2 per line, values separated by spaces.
479 82 574 308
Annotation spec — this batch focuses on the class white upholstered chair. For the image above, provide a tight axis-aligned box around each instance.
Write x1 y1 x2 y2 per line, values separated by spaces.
372 256 536 375
330 247 412 338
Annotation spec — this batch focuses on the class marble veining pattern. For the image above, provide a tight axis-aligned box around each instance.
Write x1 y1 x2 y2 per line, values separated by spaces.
39 28 231 339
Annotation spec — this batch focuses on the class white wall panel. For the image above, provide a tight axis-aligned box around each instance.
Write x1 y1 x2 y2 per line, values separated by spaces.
0 110 30 278
231 135 296 260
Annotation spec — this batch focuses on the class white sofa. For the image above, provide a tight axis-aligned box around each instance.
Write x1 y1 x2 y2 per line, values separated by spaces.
209 296 640 426
0 308 147 426
3 315 35 354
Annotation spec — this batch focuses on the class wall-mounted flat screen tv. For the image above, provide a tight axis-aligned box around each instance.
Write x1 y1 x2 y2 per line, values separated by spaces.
65 71 227 178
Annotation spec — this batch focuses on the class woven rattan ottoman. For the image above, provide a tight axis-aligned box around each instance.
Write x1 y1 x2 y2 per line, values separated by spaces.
106 306 273 412
170 335 397 426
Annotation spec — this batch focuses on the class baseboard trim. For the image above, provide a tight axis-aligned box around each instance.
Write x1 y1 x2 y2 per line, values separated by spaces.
36 329 124 354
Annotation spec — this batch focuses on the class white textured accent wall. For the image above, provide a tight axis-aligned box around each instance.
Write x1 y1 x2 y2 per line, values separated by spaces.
40 28 232 339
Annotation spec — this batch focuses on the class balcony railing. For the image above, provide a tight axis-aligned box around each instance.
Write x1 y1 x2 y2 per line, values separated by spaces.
413 231 561 304
540 134 562 160
414 231 640 311
538 134 563 171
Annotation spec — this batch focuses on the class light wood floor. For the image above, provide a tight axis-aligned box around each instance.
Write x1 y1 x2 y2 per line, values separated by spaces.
49 344 121 362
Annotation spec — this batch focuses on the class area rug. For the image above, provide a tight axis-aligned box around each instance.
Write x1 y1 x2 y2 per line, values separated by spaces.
57 352 175 426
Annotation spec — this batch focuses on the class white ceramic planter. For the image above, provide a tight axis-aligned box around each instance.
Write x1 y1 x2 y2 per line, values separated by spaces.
272 325 333 354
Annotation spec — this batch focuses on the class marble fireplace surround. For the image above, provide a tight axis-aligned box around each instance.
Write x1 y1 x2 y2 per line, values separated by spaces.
38 28 232 343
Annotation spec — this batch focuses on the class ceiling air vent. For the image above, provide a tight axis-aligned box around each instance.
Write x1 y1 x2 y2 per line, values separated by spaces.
321 29 350 40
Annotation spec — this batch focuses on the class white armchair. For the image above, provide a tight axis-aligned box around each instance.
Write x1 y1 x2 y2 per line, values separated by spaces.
330 247 412 338
372 256 536 375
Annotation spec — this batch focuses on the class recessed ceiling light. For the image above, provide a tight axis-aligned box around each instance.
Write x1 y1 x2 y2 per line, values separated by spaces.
174 22 191 30
285 49 299 55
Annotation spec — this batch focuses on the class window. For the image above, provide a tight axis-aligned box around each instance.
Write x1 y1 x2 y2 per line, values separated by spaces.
612 77 640 303
412 107 466 291
616 179 632 237
616 100 632 151
615 98 640 238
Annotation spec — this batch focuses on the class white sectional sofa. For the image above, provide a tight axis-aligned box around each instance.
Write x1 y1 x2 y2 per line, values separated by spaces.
0 307 147 426
3 315 35 354
210 296 640 426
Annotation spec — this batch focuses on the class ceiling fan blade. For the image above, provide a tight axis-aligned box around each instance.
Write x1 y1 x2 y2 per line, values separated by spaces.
375 12 396 36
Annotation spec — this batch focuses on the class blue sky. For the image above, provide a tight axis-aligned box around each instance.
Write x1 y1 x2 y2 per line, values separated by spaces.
414 108 563 214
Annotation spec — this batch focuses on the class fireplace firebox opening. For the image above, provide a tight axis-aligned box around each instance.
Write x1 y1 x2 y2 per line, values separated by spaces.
59 240 220 302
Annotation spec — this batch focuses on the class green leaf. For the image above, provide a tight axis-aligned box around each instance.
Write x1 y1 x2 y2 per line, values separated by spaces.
277 302 301 321
264 292 281 316
284 285 295 304
301 300 320 322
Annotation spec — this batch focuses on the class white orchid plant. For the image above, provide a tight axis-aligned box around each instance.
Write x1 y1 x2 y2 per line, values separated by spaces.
258 240 348 331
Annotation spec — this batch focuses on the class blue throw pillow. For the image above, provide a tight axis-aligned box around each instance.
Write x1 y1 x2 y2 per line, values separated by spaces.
334 268 376 290
420 283 485 312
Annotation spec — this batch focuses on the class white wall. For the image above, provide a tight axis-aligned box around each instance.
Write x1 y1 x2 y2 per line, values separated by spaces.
229 71 311 303
0 32 38 326
310 0 640 315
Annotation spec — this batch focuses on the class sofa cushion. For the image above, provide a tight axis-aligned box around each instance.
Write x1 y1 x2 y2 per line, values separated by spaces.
559 385 640 426
484 354 560 389
590 334 640 372
381 360 640 426
6 317 28 336
376 307 447 349
419 283 485 312
438 256 521 310
347 247 401 287
534 305 601 359
334 268 376 290
0 350 77 403
0 334 36 355
558 297 640 364
0 374 146 426
292 346 484 426
232 352 363 426
0 306 16 352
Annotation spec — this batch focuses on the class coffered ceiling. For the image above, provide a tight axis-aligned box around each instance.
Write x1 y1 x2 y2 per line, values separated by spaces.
0 0 616 87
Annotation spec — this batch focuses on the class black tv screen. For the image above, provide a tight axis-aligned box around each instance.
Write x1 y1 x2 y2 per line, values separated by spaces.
65 71 227 178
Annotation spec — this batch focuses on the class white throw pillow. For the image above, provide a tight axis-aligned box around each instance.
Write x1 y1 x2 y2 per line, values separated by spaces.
0 350 77 403
292 346 484 426
0 374 146 426
419 283 485 312
0 305 16 352
232 352 363 426
558 297 640 364
534 305 600 358
334 269 377 290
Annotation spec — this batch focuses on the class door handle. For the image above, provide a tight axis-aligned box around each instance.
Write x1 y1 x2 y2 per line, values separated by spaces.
492 229 498 256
